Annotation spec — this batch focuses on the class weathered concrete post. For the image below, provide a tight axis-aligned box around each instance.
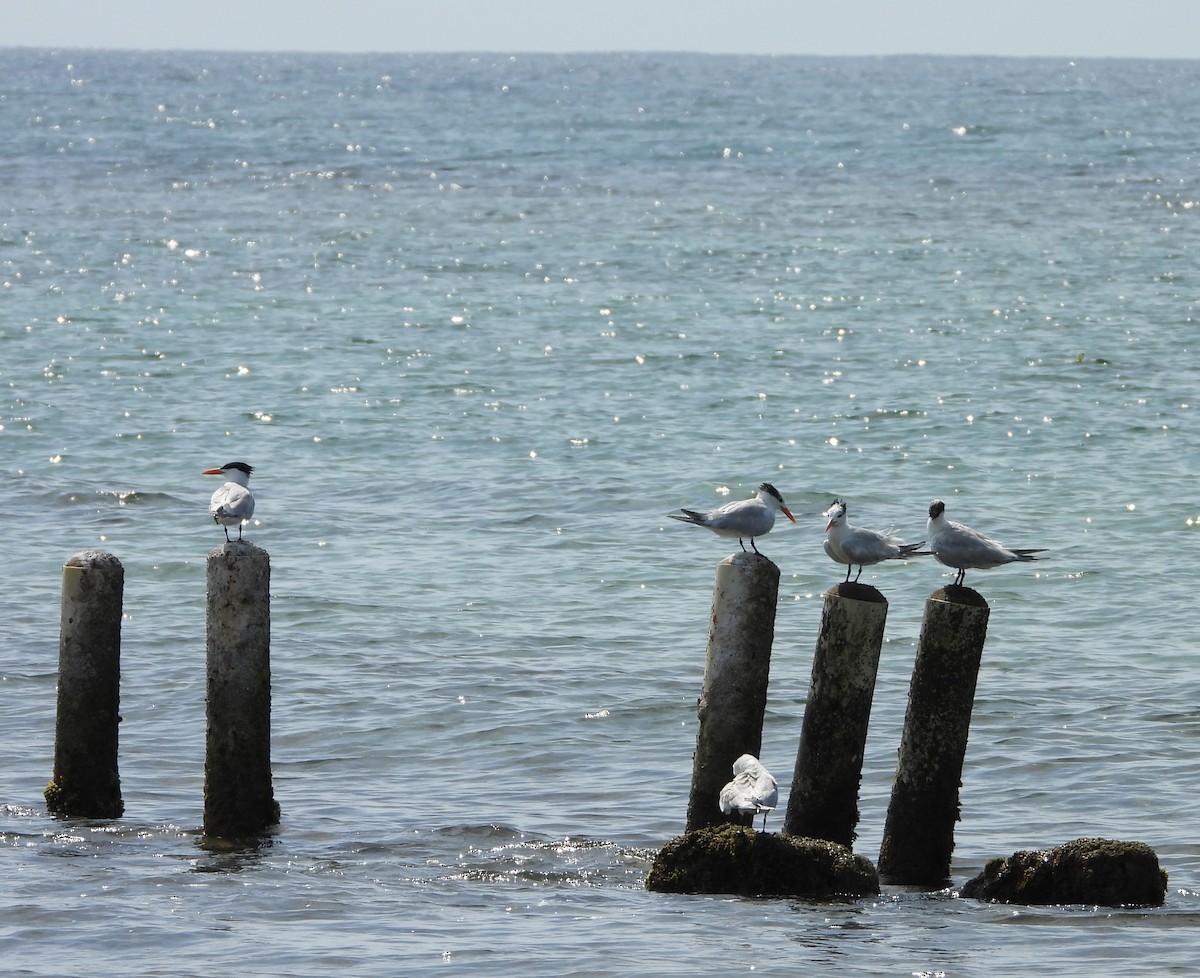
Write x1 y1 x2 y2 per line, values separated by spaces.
685 552 779 833
783 581 887 846
878 585 990 885
45 550 125 818
204 541 279 838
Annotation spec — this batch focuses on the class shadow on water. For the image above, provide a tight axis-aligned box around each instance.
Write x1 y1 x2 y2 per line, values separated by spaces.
192 830 281 874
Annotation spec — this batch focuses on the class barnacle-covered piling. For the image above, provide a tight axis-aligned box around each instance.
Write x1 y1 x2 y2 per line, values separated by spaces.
204 541 279 838
46 550 125 819
878 585 989 886
784 581 887 846
685 552 779 833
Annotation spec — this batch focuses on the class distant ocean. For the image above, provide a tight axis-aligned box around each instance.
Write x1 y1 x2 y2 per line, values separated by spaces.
2 48 1198 976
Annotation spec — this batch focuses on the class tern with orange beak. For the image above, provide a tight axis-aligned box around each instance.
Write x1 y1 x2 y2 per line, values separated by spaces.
669 482 796 555
203 461 255 542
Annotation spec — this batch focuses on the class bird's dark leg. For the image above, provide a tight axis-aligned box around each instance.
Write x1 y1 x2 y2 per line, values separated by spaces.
843 565 852 583
223 525 231 543
237 523 244 541
853 565 863 583
750 538 761 555
738 538 748 552
954 568 965 586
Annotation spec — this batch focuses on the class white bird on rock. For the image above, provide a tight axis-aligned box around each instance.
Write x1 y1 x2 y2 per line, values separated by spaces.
203 461 255 542
718 754 779 832
823 498 926 583
925 498 1044 586
669 483 796 555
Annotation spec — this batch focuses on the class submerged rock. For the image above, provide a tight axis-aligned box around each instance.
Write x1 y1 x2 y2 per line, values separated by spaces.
961 837 1167 907
646 824 879 898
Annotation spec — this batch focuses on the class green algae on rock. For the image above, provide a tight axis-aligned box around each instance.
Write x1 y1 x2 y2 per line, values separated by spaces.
646 824 879 898
961 838 1168 907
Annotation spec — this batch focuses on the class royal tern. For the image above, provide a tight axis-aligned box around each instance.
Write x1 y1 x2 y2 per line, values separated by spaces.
669 483 796 554
718 754 779 832
203 461 255 542
823 499 926 582
926 499 1045 586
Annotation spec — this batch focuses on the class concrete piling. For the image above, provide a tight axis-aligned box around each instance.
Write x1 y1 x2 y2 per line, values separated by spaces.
877 585 990 885
45 550 125 819
203 541 280 838
783 581 887 846
685 552 780 833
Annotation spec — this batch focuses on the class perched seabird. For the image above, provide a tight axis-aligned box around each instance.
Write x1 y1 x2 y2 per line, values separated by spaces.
718 753 779 832
669 483 796 555
925 498 1044 586
203 461 255 542
823 498 926 582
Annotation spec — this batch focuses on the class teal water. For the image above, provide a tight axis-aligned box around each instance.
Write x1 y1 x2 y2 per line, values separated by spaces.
2 49 1199 976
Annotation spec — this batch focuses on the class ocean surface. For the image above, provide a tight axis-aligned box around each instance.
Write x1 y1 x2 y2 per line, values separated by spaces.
2 48 1199 976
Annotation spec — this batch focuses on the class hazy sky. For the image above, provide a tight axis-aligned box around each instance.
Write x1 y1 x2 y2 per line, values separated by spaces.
6 0 1200 59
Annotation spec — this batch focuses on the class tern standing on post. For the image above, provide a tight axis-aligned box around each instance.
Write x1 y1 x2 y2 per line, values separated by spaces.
925 498 1044 586
823 498 926 582
204 462 255 542
669 482 796 555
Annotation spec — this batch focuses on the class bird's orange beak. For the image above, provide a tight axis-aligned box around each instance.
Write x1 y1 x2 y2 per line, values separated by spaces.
783 507 796 523
202 468 224 476
824 518 834 532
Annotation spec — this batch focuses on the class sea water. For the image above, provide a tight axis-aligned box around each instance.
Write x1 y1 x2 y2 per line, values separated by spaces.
1 49 1199 976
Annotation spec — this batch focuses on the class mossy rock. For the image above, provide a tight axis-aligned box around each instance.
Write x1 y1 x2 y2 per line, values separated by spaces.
961 837 1167 907
646 824 879 898
43 779 68 815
